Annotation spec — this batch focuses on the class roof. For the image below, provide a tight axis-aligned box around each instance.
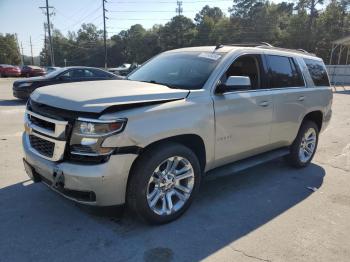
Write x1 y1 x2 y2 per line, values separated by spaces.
332 35 350 46
167 44 317 59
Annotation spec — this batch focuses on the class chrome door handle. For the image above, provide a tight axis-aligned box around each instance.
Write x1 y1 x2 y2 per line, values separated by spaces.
259 101 269 107
298 96 305 101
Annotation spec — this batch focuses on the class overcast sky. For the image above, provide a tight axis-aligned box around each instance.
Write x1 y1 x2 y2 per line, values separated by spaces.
0 0 285 57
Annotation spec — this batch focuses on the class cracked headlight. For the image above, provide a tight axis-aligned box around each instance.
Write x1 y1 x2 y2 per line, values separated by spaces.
75 118 127 137
70 118 127 157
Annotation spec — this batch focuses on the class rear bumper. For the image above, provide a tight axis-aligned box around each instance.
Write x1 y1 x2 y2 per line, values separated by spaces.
22 133 137 206
321 108 332 133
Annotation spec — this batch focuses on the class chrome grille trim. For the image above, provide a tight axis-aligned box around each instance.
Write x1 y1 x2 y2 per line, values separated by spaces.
24 109 68 161
25 132 66 161
25 110 68 138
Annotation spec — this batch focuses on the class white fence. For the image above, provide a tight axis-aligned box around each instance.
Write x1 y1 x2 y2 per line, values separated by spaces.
326 65 350 85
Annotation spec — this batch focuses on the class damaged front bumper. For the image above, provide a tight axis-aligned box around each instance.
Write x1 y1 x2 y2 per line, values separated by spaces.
22 133 137 206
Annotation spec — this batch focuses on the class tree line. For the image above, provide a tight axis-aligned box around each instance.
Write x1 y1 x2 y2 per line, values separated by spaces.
1 0 350 67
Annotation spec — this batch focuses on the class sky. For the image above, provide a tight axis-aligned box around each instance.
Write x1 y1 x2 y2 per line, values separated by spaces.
0 0 281 57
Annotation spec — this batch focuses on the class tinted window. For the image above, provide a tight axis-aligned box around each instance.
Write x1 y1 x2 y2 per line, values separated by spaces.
267 55 304 88
222 55 262 90
90 69 113 78
61 69 93 79
304 58 330 86
128 52 224 90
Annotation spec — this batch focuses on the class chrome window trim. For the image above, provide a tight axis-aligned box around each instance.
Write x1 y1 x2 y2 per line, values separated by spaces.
215 86 311 96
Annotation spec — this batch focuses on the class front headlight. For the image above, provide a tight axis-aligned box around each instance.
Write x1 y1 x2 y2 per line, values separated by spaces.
75 118 127 137
70 118 127 158
18 82 32 88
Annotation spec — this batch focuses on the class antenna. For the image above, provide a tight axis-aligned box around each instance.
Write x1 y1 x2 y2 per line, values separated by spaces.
176 1 183 16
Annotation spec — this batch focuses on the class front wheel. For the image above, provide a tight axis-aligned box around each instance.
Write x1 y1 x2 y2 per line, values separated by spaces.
286 120 319 168
127 143 201 224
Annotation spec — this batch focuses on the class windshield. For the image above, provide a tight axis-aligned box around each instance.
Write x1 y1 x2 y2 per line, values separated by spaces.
45 68 66 78
128 51 224 90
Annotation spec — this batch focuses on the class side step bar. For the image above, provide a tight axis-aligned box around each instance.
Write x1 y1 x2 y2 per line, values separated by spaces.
205 147 290 179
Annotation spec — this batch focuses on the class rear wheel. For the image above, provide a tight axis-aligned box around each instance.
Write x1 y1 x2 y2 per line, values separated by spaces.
127 143 201 224
286 120 319 168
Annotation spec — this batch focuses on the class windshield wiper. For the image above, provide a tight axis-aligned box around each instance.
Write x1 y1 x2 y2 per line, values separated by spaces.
139 80 176 89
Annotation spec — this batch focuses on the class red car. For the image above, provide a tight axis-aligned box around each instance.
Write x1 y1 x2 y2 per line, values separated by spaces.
21 65 46 77
0 64 21 77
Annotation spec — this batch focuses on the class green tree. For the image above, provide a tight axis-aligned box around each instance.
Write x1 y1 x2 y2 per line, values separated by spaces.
0 33 21 65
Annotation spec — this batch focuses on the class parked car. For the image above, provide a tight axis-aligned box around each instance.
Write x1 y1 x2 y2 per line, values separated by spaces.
13 66 119 99
0 64 21 77
22 44 332 224
45 66 61 74
108 63 138 76
21 65 46 77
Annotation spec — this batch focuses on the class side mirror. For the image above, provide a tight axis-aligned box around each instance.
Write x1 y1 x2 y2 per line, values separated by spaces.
216 76 251 94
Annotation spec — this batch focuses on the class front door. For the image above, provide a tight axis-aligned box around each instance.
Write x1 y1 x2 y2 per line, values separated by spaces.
212 54 273 167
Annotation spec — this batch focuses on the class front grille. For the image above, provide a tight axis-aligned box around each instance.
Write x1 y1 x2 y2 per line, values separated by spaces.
29 115 55 131
29 135 55 158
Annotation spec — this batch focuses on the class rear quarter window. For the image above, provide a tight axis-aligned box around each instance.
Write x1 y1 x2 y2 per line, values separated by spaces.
303 58 330 87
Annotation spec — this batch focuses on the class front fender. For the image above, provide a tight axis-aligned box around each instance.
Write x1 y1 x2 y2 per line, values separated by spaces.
101 93 215 169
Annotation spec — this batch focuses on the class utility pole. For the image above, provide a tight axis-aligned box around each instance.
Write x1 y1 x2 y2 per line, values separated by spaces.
30 36 34 65
102 0 108 69
176 1 183 16
175 1 183 46
39 0 55 66
20 42 25 65
15 34 23 65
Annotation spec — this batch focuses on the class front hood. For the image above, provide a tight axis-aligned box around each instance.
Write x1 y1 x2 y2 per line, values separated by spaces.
30 80 189 113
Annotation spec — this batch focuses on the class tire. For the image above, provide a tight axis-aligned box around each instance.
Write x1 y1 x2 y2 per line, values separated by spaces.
127 142 201 224
286 120 319 168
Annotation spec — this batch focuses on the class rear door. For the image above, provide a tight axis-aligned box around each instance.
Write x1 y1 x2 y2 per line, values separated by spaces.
266 54 308 147
212 54 273 167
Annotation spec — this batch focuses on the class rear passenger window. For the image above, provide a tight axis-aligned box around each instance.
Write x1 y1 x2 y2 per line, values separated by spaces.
267 55 304 88
304 58 330 86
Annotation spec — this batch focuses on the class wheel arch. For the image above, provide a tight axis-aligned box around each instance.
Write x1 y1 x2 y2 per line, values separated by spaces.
302 110 323 131
125 134 207 202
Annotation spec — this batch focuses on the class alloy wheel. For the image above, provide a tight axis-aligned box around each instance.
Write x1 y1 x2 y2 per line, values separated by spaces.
298 128 317 163
146 156 195 216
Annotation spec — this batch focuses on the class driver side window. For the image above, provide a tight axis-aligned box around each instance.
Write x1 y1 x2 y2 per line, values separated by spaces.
221 54 263 90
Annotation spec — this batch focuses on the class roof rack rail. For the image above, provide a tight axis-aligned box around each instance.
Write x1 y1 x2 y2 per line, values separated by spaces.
256 46 315 56
224 42 273 47
220 43 315 56
296 49 309 53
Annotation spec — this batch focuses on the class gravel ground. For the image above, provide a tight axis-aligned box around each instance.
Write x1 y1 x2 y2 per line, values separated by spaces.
0 78 349 262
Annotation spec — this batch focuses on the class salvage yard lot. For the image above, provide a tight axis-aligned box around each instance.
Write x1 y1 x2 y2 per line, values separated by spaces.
0 78 349 262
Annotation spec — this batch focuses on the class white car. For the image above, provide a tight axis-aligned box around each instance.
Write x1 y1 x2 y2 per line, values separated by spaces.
22 44 332 224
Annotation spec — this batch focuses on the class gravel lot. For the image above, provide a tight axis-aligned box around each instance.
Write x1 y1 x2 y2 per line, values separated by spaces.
0 78 349 262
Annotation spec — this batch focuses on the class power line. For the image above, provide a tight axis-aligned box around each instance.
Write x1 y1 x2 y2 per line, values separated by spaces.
108 0 232 4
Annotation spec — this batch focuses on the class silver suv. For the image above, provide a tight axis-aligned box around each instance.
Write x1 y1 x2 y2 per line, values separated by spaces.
22 44 332 224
